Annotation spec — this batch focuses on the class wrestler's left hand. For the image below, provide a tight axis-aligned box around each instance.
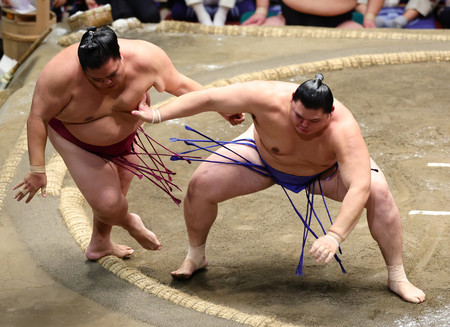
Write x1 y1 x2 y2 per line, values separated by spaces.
13 172 47 203
309 235 339 264
220 113 245 126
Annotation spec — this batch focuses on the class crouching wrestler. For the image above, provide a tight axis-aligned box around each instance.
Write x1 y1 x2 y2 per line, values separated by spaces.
132 74 426 303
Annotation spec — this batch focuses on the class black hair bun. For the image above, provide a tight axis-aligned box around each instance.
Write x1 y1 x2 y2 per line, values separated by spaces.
315 73 324 81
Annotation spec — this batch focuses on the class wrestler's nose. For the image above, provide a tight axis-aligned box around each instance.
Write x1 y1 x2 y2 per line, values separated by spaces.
103 78 114 87
300 119 309 128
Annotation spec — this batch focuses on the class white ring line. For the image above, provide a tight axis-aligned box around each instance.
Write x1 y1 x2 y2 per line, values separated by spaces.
409 210 450 216
427 163 450 167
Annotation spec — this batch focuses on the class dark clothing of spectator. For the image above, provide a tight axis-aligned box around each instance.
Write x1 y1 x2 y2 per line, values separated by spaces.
281 2 353 27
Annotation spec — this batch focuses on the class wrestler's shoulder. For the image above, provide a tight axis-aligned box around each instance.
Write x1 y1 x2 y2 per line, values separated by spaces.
39 47 78 84
118 38 162 53
120 39 168 68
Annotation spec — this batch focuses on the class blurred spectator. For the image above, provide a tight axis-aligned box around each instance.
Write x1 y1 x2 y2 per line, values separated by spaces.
242 0 384 28
354 0 384 28
71 0 160 23
52 0 68 22
375 0 440 28
241 0 284 25
436 0 450 28
171 0 255 25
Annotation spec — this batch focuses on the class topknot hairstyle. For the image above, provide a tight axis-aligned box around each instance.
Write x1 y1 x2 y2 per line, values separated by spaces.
292 73 334 114
78 26 121 71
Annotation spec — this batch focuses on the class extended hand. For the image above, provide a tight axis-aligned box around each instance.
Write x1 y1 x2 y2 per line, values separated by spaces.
308 234 340 263
13 172 47 203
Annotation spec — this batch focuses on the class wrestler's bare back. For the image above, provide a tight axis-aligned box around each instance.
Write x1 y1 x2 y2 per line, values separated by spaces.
37 39 171 146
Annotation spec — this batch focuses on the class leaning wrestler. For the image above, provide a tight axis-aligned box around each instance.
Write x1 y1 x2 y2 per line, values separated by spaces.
13 26 210 260
132 75 426 303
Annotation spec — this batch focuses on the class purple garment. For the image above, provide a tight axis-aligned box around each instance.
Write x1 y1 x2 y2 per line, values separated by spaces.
49 118 187 205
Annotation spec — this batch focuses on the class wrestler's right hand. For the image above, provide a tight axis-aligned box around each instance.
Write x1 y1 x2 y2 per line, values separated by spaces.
13 172 47 203
309 234 340 264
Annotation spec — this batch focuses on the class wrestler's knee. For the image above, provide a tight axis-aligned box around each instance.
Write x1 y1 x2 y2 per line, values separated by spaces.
368 175 395 207
186 168 221 203
367 177 400 225
90 190 128 219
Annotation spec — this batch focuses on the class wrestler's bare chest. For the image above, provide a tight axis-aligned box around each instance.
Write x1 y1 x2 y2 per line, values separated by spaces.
257 129 337 175
59 81 142 118
54 82 146 145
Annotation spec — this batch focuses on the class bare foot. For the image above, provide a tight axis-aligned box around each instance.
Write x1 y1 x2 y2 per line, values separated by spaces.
388 280 426 303
125 213 162 251
86 240 134 261
171 257 208 280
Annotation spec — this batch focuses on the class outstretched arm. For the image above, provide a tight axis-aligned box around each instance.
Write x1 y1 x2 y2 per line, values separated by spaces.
144 44 244 125
132 82 255 124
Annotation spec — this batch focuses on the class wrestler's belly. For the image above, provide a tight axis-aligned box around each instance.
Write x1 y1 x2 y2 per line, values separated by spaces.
283 0 356 16
258 148 336 177
266 158 336 177
63 115 142 146
254 131 336 176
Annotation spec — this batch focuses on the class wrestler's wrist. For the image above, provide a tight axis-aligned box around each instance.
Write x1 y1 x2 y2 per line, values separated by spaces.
30 165 46 174
326 230 343 244
151 107 162 124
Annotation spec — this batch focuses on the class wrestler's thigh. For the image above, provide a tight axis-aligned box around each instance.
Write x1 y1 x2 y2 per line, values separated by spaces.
48 127 122 205
314 158 388 203
312 169 347 202
190 136 274 202
117 154 139 196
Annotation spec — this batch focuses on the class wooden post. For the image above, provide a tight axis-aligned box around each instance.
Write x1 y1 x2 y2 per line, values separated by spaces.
35 0 50 33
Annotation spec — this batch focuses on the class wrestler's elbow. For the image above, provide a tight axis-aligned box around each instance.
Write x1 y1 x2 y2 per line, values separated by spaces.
347 180 370 205
355 182 371 205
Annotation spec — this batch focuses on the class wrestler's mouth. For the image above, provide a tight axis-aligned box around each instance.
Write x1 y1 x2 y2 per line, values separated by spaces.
298 127 309 133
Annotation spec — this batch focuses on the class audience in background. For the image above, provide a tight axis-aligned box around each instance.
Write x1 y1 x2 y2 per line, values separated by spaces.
2 0 446 29
241 0 385 28
375 0 440 28
71 0 160 23
171 0 254 25
436 0 450 27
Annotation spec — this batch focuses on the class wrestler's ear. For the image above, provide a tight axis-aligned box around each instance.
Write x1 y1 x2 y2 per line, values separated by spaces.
329 106 335 116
